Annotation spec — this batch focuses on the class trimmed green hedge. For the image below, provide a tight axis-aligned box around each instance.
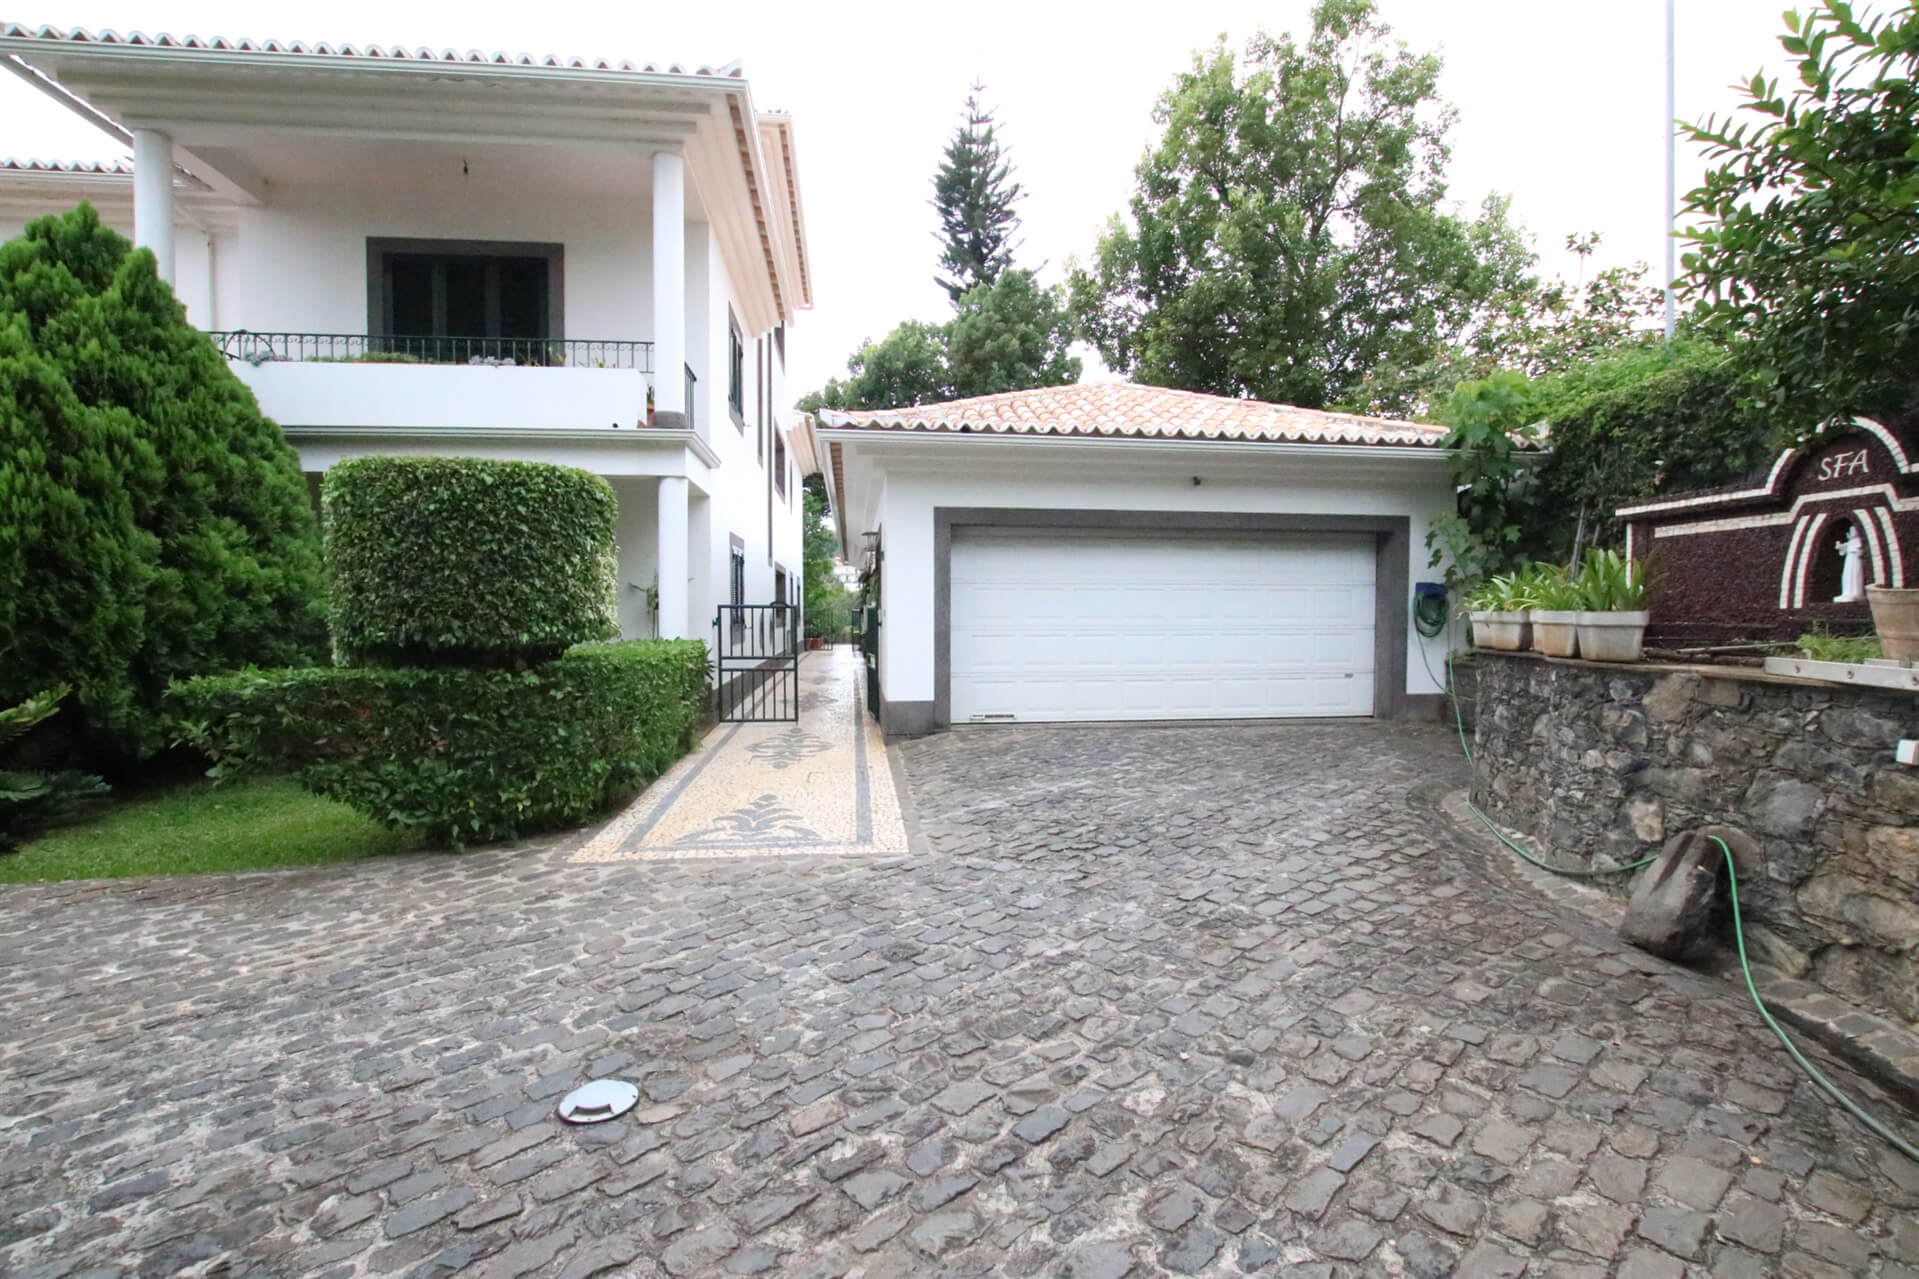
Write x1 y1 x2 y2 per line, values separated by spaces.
175 639 709 847
324 457 619 666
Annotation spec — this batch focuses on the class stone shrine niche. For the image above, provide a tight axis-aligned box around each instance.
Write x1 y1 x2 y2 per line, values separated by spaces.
1617 417 1919 646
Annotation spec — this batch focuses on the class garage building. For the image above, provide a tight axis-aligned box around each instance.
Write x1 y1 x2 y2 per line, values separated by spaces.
806 383 1468 737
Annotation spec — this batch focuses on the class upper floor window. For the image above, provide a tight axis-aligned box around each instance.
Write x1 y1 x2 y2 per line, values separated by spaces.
756 338 767 462
728 310 746 427
369 239 561 362
774 434 788 499
774 323 786 369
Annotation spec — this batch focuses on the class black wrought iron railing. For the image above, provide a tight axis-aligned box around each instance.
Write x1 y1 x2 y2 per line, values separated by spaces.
210 330 654 371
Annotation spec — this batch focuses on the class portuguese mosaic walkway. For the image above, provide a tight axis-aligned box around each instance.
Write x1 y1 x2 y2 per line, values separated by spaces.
1 680 1915 1276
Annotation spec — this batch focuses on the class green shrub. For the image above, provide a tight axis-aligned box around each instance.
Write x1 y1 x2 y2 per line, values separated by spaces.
0 204 326 764
176 639 709 847
1527 341 1779 555
324 457 618 666
1796 629 1881 664
1 685 108 851
1571 549 1647 611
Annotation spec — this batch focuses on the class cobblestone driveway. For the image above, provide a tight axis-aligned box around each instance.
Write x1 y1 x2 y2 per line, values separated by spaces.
3 720 1917 1278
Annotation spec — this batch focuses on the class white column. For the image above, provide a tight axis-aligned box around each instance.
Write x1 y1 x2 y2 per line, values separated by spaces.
657 475 690 639
131 129 175 285
651 150 687 424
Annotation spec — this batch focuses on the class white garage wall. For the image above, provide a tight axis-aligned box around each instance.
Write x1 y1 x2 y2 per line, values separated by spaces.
866 443 1460 711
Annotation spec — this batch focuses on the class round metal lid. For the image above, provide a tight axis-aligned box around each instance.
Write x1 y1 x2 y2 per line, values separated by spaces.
556 1078 640 1125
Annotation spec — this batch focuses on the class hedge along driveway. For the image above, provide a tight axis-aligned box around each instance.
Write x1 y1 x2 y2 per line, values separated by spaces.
175 640 711 848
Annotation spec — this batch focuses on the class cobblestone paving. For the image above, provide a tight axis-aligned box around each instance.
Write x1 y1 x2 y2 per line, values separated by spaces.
4 720 1918 1278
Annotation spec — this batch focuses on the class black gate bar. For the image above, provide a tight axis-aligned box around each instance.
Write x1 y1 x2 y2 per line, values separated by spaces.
715 603 800 722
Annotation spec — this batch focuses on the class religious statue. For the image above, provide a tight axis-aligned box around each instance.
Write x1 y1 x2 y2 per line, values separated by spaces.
1835 524 1868 603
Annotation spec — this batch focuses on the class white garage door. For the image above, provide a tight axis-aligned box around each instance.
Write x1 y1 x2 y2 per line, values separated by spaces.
951 531 1376 722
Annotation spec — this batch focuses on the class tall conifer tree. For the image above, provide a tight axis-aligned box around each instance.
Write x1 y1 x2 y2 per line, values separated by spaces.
932 85 1024 305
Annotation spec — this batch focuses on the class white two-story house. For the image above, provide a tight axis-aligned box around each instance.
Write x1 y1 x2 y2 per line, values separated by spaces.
0 24 813 645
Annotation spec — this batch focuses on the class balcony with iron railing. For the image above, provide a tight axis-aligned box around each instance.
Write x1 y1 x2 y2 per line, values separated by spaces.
209 329 711 452
210 330 654 371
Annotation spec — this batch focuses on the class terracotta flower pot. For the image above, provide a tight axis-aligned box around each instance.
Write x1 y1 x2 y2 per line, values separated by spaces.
1867 586 1919 662
1574 610 1650 662
1528 609 1580 658
1470 610 1530 651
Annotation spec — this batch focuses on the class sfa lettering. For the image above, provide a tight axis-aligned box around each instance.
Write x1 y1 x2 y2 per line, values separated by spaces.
1818 449 1871 481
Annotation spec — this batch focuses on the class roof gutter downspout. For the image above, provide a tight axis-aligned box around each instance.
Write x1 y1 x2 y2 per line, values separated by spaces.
0 50 131 144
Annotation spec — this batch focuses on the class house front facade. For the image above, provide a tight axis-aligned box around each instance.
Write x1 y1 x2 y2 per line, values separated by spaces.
0 24 813 644
808 384 1462 737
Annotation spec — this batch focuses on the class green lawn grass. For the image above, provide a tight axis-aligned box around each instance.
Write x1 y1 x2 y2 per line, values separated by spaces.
0 776 424 883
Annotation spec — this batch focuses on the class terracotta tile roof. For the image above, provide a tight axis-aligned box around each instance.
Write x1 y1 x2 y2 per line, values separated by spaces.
818 382 1462 448
0 156 132 174
0 22 741 78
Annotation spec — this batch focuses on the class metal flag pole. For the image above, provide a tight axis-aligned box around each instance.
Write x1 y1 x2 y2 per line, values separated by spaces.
1664 0 1678 341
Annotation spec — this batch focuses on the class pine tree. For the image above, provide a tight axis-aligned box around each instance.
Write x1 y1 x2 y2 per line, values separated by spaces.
932 85 1024 305
0 204 325 764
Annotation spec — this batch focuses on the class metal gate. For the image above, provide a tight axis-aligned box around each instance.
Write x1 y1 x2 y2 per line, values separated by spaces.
715 603 800 722
858 605 880 722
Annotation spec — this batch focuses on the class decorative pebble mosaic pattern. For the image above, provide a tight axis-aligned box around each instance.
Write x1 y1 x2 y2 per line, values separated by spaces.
575 646 907 863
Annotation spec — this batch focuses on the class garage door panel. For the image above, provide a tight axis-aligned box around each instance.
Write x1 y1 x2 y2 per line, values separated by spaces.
951 533 1377 722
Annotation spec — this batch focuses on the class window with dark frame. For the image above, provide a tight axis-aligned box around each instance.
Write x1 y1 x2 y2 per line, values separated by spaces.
774 323 785 368
774 434 788 499
730 545 746 609
728 311 746 426
367 239 562 364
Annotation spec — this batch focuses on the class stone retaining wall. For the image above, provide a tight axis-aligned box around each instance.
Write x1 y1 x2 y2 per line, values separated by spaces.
1471 651 1919 1030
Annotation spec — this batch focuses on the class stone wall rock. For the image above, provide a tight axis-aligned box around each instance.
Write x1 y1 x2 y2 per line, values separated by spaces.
1472 652 1919 1029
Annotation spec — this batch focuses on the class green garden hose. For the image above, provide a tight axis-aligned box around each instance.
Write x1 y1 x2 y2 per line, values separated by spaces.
1430 642 1918 1162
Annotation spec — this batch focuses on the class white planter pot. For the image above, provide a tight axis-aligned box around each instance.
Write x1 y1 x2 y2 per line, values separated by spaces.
1575 609 1651 662
1529 609 1581 658
1470 610 1530 651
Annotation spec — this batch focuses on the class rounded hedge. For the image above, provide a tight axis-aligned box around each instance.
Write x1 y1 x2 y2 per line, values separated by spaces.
324 457 618 665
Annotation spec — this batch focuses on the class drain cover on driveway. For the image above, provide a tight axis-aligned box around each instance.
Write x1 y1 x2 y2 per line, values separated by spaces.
556 1079 639 1124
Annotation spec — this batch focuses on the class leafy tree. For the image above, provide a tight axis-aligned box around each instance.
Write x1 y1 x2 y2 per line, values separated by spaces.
933 84 1025 304
1682 1 1919 429
798 271 1080 413
1427 371 1542 589
798 320 951 413
0 204 325 764
800 473 850 640
1069 0 1536 417
1418 254 1665 410
947 270 1081 397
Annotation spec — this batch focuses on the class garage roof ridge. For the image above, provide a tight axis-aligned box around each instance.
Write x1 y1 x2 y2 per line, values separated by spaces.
815 381 1494 451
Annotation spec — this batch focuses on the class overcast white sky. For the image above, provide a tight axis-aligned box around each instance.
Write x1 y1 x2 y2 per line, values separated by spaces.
0 0 1798 404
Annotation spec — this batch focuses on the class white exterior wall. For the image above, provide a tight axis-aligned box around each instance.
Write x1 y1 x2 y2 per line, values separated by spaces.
236 362 648 431
692 221 802 619
865 447 1458 709
213 178 652 343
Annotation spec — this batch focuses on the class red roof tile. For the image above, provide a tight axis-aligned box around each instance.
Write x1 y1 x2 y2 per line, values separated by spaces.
819 383 1461 449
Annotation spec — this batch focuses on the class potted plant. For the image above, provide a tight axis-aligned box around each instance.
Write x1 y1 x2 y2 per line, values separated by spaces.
1572 549 1650 662
1526 563 1583 658
1866 586 1919 662
1466 573 1531 651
